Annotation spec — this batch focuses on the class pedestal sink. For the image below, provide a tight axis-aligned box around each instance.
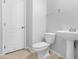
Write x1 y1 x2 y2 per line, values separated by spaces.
56 31 78 59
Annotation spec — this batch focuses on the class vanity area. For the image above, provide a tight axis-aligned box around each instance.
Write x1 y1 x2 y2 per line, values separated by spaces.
47 0 78 59
56 30 78 59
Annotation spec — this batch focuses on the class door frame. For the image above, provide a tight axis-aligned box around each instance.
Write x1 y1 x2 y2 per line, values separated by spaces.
25 0 32 50
24 0 27 49
0 0 3 54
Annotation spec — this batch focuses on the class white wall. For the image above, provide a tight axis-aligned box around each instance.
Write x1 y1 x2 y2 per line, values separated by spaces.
47 0 78 57
32 0 47 43
47 0 78 32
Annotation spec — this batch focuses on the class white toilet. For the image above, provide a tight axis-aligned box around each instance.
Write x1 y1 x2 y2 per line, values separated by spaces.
32 33 56 59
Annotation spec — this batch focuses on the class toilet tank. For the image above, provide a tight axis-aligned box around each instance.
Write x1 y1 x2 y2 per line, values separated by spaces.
44 33 56 44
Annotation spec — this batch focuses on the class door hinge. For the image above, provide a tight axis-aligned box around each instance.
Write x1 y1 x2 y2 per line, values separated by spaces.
4 45 6 49
4 0 6 3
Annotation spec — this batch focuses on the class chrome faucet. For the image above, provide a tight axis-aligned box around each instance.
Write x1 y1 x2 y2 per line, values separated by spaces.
69 27 76 32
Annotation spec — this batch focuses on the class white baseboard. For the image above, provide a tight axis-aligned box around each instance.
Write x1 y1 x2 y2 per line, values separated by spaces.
49 49 65 58
0 48 29 55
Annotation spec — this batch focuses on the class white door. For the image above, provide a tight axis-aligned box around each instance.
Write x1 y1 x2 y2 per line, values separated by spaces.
2 0 25 53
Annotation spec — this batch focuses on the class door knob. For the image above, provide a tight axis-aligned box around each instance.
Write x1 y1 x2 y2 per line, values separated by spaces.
21 26 24 29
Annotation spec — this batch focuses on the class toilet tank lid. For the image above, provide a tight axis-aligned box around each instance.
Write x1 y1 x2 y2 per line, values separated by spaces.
44 33 56 35
32 42 49 48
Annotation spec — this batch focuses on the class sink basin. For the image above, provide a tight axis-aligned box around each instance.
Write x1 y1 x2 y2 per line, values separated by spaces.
56 30 78 59
56 31 78 40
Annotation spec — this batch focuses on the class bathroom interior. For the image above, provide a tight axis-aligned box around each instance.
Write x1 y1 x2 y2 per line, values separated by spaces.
0 0 78 59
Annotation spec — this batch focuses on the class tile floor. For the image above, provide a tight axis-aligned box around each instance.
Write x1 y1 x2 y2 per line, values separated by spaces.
0 49 64 59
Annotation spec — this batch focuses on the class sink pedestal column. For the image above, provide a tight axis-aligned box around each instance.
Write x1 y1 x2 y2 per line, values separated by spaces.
66 40 74 59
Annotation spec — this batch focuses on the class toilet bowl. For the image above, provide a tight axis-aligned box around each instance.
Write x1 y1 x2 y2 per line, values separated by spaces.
32 33 56 59
32 42 49 59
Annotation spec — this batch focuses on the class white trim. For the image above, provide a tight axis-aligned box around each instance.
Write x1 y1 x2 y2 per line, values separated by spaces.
49 49 65 58
24 0 27 48
0 0 3 53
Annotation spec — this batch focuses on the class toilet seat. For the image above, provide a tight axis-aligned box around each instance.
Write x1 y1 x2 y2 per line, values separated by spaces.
32 42 49 49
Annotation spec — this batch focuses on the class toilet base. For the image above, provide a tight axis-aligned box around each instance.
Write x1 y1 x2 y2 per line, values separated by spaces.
37 52 49 59
37 49 49 59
